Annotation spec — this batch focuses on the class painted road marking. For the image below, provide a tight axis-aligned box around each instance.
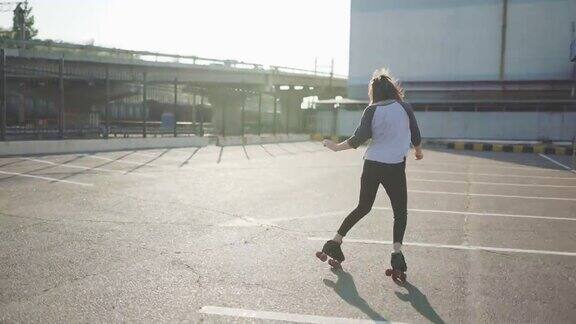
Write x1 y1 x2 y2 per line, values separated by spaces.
411 160 565 172
0 170 93 186
408 189 576 201
373 207 576 222
262 208 575 225
266 211 346 223
538 154 576 174
409 178 576 188
408 169 575 180
218 211 347 227
21 158 150 177
308 237 576 257
198 306 397 324
132 152 185 163
80 154 163 168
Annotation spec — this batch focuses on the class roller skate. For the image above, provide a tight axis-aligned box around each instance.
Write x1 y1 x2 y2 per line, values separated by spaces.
315 240 344 270
385 251 407 285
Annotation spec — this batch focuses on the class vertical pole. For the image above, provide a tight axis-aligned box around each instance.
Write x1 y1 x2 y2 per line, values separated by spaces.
286 93 290 136
0 49 6 141
221 93 226 137
104 65 110 138
572 136 575 171
273 91 277 136
314 57 317 75
58 57 64 139
199 93 204 137
241 94 245 136
572 63 575 97
499 0 508 82
257 92 262 136
16 3 28 41
173 78 178 137
142 71 147 138
332 106 338 139
329 58 334 88
572 21 576 97
192 90 197 136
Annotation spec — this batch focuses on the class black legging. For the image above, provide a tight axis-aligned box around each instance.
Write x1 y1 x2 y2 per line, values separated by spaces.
337 159 407 243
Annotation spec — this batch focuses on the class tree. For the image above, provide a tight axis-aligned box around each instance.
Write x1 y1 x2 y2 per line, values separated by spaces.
0 27 12 40
12 2 38 40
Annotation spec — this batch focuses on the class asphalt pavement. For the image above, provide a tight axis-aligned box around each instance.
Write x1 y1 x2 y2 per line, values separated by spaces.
1 141 575 323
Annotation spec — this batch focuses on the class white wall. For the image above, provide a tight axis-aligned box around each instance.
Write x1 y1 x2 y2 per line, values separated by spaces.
505 0 576 80
415 111 576 140
0 137 209 157
349 0 576 97
321 110 576 141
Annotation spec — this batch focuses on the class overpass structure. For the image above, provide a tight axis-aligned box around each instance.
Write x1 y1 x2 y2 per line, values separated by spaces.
0 40 347 140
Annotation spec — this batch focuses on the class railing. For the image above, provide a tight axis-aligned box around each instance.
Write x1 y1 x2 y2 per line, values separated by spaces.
3 121 214 141
0 40 345 142
0 39 348 79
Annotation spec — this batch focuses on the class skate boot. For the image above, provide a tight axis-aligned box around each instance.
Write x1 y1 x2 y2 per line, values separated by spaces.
385 252 407 285
315 240 345 269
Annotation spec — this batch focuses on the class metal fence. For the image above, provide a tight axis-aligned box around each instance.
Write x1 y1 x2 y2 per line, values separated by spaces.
0 41 341 141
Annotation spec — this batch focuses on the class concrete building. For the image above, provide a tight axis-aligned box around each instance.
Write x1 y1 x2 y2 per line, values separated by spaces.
335 0 576 141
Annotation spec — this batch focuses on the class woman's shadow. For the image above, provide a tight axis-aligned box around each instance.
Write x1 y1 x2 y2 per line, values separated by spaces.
322 269 388 322
394 281 445 324
323 269 445 324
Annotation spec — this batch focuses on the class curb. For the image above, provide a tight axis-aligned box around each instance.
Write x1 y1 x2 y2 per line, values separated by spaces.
216 134 312 146
426 141 574 156
0 136 210 157
310 134 346 142
310 134 575 156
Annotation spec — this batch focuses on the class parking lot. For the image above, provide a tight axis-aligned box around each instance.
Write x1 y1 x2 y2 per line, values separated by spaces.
1 141 575 323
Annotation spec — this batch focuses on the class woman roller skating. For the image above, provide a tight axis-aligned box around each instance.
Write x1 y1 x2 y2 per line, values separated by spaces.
315 69 423 285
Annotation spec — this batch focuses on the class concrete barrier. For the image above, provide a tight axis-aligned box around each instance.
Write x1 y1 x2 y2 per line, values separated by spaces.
0 136 210 157
424 139 574 156
315 110 576 141
217 136 245 146
217 134 311 146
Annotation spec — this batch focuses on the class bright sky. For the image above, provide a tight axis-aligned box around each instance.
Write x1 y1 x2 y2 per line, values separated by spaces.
0 0 351 75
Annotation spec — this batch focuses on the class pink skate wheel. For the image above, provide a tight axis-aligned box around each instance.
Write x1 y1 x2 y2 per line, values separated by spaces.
385 269 393 276
392 272 407 285
315 251 327 262
328 259 342 269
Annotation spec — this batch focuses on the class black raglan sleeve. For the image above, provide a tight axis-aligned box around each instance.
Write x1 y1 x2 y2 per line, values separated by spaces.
346 105 376 149
399 101 422 147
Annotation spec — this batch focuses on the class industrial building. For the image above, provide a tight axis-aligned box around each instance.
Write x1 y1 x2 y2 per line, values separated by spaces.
319 0 576 141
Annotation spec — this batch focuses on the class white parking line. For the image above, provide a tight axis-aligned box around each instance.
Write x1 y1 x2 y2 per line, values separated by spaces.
373 207 576 222
80 154 163 167
262 208 574 225
538 154 576 174
0 170 93 186
199 306 397 324
408 169 575 180
267 211 346 223
308 237 576 257
132 152 190 163
21 158 150 177
408 189 576 201
410 178 576 188
411 160 564 172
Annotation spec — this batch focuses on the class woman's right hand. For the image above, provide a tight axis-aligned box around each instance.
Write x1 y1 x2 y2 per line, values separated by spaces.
414 147 424 160
323 139 337 151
